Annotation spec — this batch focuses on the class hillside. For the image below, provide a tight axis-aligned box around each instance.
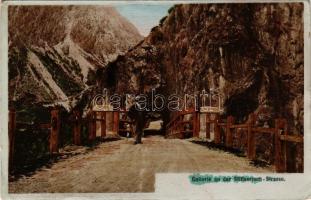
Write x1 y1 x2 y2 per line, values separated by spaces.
107 4 303 134
9 5 142 110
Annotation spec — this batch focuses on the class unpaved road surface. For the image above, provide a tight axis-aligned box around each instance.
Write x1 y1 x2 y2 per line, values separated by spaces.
10 136 273 193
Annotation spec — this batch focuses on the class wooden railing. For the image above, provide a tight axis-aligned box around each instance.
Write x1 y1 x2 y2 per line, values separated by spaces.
8 107 129 171
76 109 126 142
166 111 304 173
9 107 303 173
166 108 199 139
8 108 53 171
215 114 303 172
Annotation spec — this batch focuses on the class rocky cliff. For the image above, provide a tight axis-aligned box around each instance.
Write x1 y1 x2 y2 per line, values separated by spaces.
107 3 303 134
9 5 142 110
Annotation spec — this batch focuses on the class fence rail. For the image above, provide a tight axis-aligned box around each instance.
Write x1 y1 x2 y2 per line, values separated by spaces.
8 107 303 173
166 111 303 173
8 107 135 172
166 108 199 139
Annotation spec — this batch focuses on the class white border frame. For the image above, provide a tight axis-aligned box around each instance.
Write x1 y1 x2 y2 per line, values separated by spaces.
0 1 310 199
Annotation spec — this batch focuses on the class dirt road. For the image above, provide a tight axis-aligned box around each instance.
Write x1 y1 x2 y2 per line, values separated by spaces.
9 136 273 193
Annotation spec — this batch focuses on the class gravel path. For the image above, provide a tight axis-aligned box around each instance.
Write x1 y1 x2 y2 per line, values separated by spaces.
9 136 273 193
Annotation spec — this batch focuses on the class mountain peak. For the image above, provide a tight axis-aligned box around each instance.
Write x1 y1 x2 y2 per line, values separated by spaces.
9 5 142 108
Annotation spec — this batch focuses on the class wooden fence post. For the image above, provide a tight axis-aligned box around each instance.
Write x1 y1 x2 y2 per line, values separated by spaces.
275 118 286 172
247 113 256 160
73 110 81 145
214 114 221 145
178 111 182 138
88 111 96 141
193 111 199 137
179 115 183 139
9 108 16 171
50 107 60 154
113 112 119 134
206 114 210 139
225 116 234 148
197 111 200 137
176 112 179 138
101 111 106 138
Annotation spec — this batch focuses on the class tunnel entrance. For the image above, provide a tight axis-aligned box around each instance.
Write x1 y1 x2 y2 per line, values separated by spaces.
143 119 164 136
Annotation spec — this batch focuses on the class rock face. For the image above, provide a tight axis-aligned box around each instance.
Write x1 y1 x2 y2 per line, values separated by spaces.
107 4 303 134
9 6 142 109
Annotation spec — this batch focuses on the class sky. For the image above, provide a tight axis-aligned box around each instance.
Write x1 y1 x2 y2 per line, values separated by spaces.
115 4 174 36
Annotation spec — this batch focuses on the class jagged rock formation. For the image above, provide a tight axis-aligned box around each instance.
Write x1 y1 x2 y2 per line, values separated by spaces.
107 4 303 134
9 5 142 110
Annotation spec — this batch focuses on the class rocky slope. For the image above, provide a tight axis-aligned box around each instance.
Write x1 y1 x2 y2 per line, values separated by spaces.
107 3 303 134
9 5 142 110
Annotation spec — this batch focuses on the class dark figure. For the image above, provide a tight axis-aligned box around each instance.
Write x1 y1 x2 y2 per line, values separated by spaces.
127 66 153 144
134 109 146 144
128 98 147 144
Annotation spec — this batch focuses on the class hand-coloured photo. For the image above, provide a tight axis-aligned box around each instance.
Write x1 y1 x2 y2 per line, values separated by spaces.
8 3 304 193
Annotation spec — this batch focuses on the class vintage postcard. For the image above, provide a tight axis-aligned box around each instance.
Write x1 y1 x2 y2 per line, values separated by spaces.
0 0 310 199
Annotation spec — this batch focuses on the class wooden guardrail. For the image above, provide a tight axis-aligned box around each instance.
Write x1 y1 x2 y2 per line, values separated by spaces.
166 111 303 173
8 107 58 170
81 109 121 142
8 107 126 171
166 108 199 139
9 107 303 173
8 106 133 153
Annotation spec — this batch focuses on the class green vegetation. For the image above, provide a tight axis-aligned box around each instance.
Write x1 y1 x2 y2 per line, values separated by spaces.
168 6 174 14
150 26 158 33
159 16 167 26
